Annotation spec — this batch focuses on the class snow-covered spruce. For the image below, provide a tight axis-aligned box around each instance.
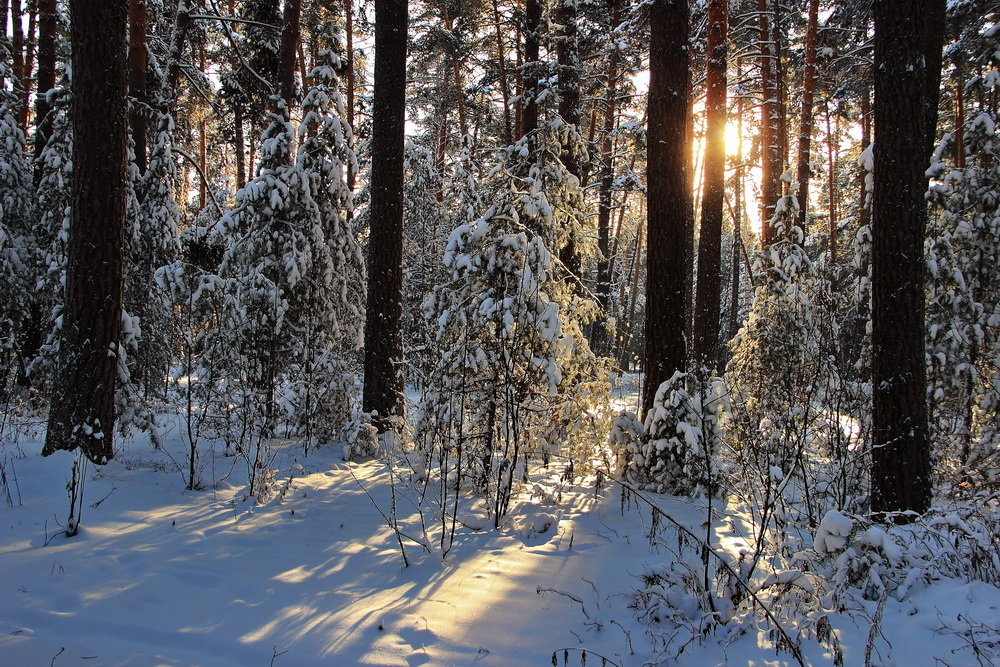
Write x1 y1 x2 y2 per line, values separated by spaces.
417 119 605 527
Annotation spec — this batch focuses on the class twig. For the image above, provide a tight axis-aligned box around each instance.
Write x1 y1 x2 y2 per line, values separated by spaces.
346 465 427 566
89 486 116 509
536 586 590 619
269 645 288 666
171 147 224 216
610 619 634 655
864 587 889 667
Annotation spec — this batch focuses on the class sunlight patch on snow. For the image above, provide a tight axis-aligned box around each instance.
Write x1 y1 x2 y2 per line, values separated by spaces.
273 565 314 584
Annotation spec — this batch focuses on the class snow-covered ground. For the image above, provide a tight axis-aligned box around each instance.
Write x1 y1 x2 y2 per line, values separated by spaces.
2 415 998 665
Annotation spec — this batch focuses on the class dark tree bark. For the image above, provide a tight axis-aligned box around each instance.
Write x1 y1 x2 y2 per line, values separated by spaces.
692 0 727 372
491 0 512 145
277 0 301 109
859 80 871 233
593 0 620 357
520 0 540 138
362 0 407 429
128 0 148 175
556 0 581 281
164 0 191 109
10 0 25 123
756 0 781 245
953 77 965 170
234 105 245 188
794 0 819 232
31 0 56 185
345 0 356 191
0 0 8 91
44 0 130 465
825 100 838 261
642 0 689 414
870 0 946 517
920 8 945 160
19 0 36 130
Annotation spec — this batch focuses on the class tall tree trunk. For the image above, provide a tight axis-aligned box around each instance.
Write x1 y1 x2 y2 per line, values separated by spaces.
514 31 523 138
11 0 25 125
642 0 689 414
363 0 407 429
921 9 945 161
870 0 945 518
198 44 206 206
521 0 540 138
277 0 301 109
725 82 746 361
199 117 207 207
491 0 512 144
44 0 130 465
345 0 356 191
954 75 965 169
692 0 727 372
859 81 871 233
795 0 819 232
31 0 56 185
19 0 36 130
825 101 838 262
556 0 581 281
0 0 8 91
593 0 620 357
756 0 781 245
618 216 643 370
128 0 147 176
234 105 245 188
441 8 468 139
164 0 191 110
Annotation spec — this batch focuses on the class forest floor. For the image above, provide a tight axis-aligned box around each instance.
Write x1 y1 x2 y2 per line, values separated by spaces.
1 407 999 665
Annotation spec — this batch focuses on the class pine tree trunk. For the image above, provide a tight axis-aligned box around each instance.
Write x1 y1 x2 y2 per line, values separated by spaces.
870 0 945 518
954 76 965 169
362 0 407 429
11 0 25 127
692 0 727 372
556 0 581 281
593 0 620 357
234 106 245 188
756 0 781 245
345 0 356 191
642 0 689 414
277 0 301 109
44 0 130 465
491 0 512 145
859 81 871 233
164 0 191 109
521 0 540 138
825 101 838 261
0 0 8 91
19 0 36 131
128 0 147 176
199 116 207 208
31 0 55 182
794 0 819 232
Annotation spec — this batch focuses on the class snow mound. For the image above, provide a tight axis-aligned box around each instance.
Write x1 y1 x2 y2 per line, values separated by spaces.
814 510 853 554
513 507 561 542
